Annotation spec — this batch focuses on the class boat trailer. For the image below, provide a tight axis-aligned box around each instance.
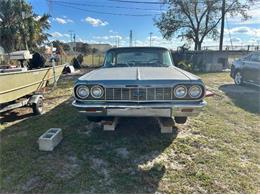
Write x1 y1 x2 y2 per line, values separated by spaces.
0 94 44 115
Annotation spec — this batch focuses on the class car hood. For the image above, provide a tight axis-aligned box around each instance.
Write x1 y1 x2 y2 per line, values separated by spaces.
78 67 199 81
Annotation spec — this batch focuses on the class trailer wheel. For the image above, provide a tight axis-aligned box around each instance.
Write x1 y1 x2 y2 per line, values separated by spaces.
32 97 44 115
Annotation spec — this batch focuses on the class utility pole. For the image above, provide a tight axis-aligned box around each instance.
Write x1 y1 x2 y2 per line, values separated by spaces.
68 30 74 52
219 0 225 51
149 32 153 47
114 37 117 47
73 33 76 52
117 36 120 47
129 30 133 47
47 0 53 15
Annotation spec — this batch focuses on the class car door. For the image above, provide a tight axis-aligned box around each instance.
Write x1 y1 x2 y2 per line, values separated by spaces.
241 54 253 82
249 53 260 85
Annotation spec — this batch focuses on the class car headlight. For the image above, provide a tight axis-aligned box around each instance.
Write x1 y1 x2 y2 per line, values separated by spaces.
189 85 202 98
174 85 187 98
76 85 89 99
91 85 104 98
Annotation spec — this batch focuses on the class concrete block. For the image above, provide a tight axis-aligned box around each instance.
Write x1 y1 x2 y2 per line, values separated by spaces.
157 117 174 133
103 117 118 131
38 128 63 151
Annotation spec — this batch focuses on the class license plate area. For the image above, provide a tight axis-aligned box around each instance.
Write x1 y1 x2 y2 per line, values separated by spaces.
107 108 171 117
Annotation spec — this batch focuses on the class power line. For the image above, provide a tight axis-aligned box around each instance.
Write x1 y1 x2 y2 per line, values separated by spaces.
51 0 165 11
53 2 161 16
108 0 229 4
149 32 153 46
129 30 133 46
108 0 165 4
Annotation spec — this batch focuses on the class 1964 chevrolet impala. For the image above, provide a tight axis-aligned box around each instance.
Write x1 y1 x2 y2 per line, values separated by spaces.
72 47 207 124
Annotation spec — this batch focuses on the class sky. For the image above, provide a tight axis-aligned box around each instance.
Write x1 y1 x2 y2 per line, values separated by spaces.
28 0 260 49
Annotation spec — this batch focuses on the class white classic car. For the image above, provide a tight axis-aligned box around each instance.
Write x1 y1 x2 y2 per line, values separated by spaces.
72 47 207 124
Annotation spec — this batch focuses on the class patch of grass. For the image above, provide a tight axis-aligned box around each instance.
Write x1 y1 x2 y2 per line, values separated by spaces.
0 71 259 193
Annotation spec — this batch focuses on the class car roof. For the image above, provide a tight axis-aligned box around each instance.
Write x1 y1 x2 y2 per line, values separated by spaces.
106 46 169 52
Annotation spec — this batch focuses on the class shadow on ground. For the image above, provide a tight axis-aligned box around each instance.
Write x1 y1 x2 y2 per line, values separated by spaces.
0 99 177 193
1 109 34 123
219 84 260 114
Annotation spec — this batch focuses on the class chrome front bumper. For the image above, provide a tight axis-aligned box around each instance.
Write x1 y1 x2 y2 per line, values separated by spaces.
72 100 207 117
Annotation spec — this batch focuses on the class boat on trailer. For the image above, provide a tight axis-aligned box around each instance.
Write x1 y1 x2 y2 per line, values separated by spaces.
0 50 65 115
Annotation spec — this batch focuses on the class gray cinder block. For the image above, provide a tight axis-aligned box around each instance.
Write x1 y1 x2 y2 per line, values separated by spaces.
103 117 118 131
38 128 63 151
157 117 174 133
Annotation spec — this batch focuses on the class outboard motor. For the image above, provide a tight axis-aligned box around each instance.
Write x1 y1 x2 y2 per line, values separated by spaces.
28 52 46 69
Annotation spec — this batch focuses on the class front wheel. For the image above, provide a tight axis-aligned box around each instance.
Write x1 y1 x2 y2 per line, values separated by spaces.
175 117 187 124
234 71 243 85
32 97 44 115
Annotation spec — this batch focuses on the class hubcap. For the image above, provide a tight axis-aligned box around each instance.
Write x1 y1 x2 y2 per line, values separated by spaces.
38 100 43 112
235 72 242 85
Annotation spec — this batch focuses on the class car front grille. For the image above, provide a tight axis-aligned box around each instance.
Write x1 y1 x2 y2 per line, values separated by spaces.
105 87 173 101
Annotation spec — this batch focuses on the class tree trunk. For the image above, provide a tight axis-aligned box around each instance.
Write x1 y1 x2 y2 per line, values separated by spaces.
194 36 200 51
198 42 202 51
194 43 197 50
219 0 225 51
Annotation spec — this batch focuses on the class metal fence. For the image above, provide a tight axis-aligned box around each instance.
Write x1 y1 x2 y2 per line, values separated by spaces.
202 45 259 51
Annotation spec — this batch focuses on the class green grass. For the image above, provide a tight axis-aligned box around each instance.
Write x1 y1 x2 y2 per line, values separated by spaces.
0 71 259 193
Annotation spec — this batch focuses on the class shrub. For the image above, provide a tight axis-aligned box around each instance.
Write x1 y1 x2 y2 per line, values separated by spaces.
71 57 81 69
177 60 192 72
76 54 84 65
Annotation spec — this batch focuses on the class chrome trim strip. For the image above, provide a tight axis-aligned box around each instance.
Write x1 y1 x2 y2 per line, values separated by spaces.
72 100 207 117
112 88 115 100
72 100 207 109
244 81 260 87
73 99 204 103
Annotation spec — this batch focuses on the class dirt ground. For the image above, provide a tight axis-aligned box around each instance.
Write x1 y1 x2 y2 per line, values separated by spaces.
0 69 259 193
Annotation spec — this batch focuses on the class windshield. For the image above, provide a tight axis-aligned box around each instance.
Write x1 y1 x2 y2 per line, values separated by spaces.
104 48 173 67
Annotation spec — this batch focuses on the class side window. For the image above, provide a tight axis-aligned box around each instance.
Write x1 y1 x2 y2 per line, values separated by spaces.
104 52 115 66
243 54 252 61
250 54 260 62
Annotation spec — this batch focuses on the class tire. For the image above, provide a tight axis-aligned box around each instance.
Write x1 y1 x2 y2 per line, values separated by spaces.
87 116 103 122
175 117 187 124
32 98 44 115
234 71 243 85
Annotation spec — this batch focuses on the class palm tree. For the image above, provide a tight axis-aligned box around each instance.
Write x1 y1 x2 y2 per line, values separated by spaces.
26 14 51 49
0 0 50 52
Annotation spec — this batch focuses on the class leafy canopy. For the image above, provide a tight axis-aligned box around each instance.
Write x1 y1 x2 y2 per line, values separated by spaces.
0 0 50 52
155 0 254 50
